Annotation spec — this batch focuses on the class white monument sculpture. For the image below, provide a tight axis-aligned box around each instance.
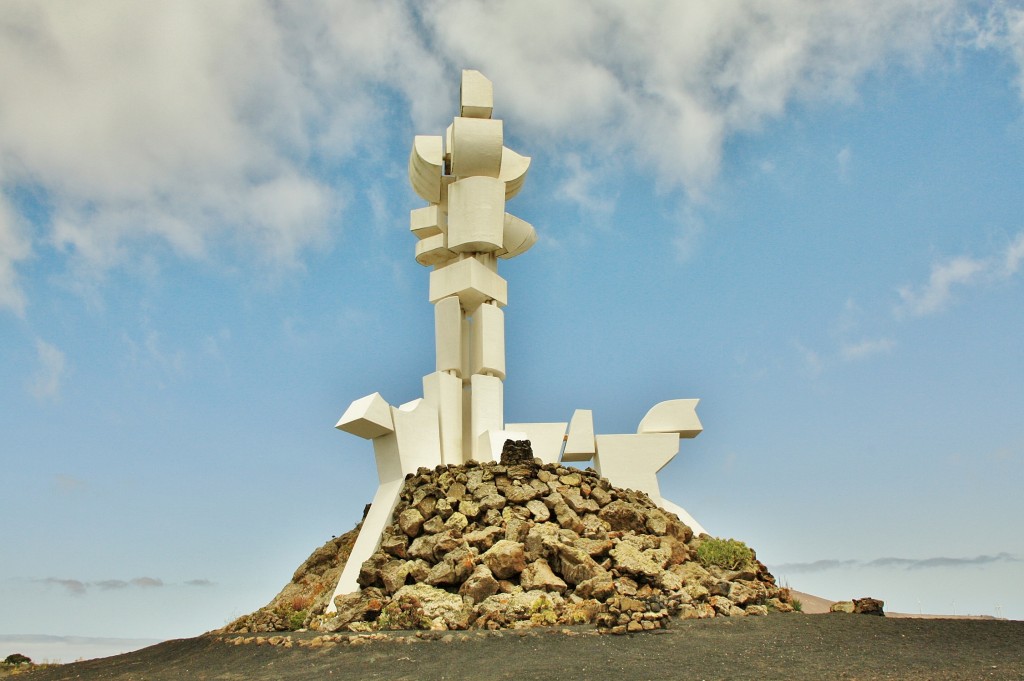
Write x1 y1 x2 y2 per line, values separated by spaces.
327 71 705 611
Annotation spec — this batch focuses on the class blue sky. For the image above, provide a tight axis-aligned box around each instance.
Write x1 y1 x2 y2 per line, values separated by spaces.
3 1 1024 653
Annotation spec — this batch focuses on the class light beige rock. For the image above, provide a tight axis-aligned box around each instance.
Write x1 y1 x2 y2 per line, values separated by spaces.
520 559 567 593
391 584 468 630
609 541 665 579
459 564 499 603
481 540 526 580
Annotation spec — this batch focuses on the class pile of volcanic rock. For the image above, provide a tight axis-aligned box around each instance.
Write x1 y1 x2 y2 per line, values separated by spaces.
311 442 793 634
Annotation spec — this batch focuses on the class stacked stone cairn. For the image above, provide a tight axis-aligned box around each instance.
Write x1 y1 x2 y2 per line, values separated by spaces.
312 441 793 634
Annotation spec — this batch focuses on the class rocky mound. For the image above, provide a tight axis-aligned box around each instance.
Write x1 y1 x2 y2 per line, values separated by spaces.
305 444 793 634
222 525 361 633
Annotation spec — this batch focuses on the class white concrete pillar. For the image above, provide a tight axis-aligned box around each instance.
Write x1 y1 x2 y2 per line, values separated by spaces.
469 373 503 460
472 302 505 380
434 295 462 375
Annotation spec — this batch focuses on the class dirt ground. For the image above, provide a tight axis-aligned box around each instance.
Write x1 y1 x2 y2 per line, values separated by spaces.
11 614 1023 681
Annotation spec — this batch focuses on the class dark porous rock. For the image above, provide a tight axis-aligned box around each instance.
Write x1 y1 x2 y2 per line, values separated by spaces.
499 439 534 465
854 597 885 616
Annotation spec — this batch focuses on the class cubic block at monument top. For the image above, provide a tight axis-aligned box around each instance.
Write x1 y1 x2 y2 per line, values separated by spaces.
460 69 493 119
429 257 507 310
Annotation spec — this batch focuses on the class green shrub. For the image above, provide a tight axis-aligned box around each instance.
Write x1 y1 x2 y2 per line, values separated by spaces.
529 595 558 626
695 537 754 571
288 610 308 630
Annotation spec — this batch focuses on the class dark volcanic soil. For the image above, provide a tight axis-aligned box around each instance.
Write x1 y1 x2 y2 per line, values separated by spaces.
14 615 1024 681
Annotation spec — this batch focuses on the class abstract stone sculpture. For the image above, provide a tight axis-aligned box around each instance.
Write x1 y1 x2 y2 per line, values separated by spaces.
327 71 706 611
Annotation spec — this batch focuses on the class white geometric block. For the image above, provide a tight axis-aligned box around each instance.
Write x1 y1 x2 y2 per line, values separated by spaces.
409 135 443 203
390 402 442 477
447 176 506 253
423 371 464 466
504 422 568 465
335 393 394 440
415 233 455 267
472 302 505 380
562 409 596 462
460 314 472 381
399 398 423 412
470 374 503 461
638 399 703 438
326 477 404 607
497 213 537 260
429 257 507 310
460 69 494 119
499 147 531 199
371 431 402 484
445 123 453 167
593 433 679 501
450 117 503 178
410 205 443 239
434 295 462 375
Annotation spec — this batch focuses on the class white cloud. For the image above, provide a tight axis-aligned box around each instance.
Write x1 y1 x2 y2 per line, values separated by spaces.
836 146 852 182
0 0 997 309
897 233 1024 316
1004 231 1024 275
0 0 444 305
554 153 617 223
794 340 824 377
0 195 31 315
673 205 706 262
840 337 896 361
28 338 66 401
967 3 1024 102
425 0 959 192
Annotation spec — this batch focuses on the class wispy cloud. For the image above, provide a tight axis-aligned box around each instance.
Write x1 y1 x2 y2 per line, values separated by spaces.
967 4 1024 103
896 233 1024 317
40 578 87 596
794 340 824 378
54 474 87 493
774 552 1019 573
0 196 31 315
839 337 896 361
95 580 130 590
28 338 66 402
836 146 852 182
37 576 194 594
554 153 617 225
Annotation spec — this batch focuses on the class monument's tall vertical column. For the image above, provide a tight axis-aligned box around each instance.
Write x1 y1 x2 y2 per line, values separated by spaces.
410 70 535 463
